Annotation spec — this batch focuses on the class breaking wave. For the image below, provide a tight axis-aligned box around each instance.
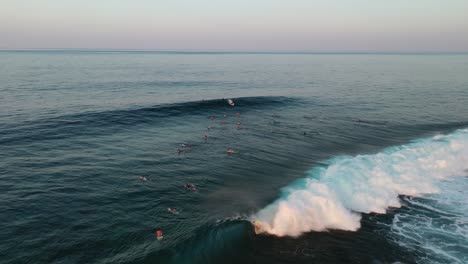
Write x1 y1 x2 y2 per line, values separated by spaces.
253 129 468 237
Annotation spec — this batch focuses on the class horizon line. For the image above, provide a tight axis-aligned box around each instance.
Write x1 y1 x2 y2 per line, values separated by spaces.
1 48 468 55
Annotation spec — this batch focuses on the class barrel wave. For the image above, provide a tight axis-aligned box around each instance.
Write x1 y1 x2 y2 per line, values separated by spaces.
253 129 468 237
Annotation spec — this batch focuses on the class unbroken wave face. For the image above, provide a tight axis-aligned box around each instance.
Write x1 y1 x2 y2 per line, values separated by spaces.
252 129 468 237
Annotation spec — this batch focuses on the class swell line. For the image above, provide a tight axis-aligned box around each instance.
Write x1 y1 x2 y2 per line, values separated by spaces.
0 96 297 145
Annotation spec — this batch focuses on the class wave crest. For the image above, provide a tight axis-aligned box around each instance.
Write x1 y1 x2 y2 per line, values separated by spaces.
253 129 468 237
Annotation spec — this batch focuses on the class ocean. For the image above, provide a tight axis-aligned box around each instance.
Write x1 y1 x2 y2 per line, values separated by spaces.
0 51 467 264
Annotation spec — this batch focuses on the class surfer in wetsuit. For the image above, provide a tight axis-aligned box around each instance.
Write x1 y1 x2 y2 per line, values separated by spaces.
155 228 163 240
226 149 236 154
139 176 148 181
185 183 196 191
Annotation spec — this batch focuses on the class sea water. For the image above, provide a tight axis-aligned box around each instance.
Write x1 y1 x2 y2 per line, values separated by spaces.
0 51 467 264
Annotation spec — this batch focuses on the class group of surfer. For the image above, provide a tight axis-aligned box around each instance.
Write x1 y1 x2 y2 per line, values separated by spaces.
153 99 241 240
176 101 242 157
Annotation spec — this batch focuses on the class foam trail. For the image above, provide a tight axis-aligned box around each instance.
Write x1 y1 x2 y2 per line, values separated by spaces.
389 178 468 264
253 129 468 237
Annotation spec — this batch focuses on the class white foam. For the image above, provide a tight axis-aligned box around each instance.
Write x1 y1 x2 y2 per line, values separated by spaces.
252 129 468 237
389 177 468 264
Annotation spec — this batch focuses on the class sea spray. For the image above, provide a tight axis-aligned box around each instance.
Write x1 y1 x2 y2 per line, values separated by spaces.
252 129 468 237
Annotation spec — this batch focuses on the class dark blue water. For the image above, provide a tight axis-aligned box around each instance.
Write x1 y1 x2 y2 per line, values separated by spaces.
1 51 467 264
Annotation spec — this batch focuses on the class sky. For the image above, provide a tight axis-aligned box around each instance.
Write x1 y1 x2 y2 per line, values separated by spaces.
1 0 468 52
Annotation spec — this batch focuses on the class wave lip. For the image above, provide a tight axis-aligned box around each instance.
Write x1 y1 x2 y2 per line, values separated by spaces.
253 129 468 237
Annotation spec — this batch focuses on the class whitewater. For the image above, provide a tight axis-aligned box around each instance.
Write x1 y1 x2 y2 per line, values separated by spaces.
253 129 468 237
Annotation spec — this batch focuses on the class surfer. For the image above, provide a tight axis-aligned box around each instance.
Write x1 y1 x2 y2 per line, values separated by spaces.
236 121 241 126
167 208 178 214
138 176 148 182
223 114 227 119
177 148 184 154
184 183 196 191
203 135 208 141
227 99 235 106
210 115 216 120
155 228 163 240
226 149 239 154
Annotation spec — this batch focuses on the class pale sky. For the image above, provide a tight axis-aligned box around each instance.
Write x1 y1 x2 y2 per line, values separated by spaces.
1 0 467 51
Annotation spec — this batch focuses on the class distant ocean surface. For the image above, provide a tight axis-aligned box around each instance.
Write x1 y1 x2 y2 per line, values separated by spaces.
1 51 467 264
